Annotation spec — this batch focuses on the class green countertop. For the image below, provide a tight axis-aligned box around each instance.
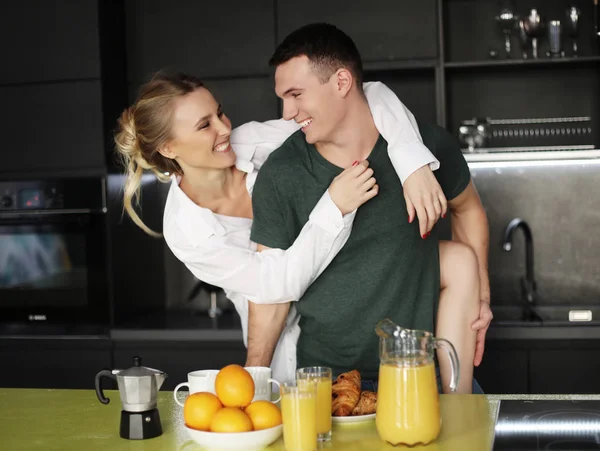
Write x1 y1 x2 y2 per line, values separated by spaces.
2 389 599 450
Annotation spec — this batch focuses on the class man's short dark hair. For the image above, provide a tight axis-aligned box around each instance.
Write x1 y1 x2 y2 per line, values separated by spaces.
269 23 364 90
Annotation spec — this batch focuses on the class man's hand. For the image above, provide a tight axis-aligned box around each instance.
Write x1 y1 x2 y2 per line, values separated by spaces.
403 165 448 238
471 301 493 366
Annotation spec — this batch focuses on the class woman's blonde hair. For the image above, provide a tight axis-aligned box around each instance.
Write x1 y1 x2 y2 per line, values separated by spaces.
114 72 205 236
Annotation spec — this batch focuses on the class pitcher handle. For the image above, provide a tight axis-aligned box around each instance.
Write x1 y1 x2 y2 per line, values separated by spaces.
433 338 460 392
95 369 116 405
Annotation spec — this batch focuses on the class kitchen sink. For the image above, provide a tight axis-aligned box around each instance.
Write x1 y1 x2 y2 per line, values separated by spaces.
492 305 600 326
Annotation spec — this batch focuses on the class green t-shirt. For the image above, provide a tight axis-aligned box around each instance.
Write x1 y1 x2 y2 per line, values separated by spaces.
250 124 471 380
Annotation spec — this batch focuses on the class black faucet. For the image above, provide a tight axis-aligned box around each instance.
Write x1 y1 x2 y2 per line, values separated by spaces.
502 218 541 322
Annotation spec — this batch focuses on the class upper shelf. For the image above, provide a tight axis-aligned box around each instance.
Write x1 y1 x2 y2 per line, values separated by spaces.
445 55 600 69
361 55 600 73
363 59 437 72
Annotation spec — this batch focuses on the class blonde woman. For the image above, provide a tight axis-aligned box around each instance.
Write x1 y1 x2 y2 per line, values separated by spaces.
115 72 483 392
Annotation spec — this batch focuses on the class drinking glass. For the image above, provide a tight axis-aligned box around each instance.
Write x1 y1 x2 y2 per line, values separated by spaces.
296 366 332 442
280 379 318 451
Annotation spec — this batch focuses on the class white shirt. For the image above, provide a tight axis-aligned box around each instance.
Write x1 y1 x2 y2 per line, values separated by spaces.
162 82 440 381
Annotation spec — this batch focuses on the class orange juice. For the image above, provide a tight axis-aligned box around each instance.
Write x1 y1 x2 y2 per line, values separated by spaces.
315 377 332 434
296 366 332 442
376 361 441 446
281 391 317 451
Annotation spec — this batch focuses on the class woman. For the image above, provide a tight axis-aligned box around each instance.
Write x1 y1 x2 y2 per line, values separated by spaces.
115 72 479 393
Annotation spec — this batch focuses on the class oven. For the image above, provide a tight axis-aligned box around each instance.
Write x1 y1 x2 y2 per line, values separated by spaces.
0 177 110 333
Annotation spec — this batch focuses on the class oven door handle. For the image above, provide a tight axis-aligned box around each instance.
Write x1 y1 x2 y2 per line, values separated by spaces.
0 209 104 224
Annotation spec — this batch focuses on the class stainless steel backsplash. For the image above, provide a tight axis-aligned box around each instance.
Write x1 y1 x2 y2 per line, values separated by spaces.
467 158 600 306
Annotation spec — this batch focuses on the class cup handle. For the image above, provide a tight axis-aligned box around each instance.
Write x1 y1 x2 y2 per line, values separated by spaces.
268 378 282 403
173 382 190 407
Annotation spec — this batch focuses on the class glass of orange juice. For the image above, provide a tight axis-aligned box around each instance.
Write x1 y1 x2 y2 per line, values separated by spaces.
296 366 332 442
280 379 317 451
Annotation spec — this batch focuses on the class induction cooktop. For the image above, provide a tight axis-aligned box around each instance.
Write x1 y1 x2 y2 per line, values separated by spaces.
493 400 600 450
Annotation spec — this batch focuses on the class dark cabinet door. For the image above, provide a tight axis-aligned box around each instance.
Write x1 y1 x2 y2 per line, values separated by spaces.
277 0 438 63
113 340 247 391
0 2 101 84
124 0 275 81
205 78 279 126
530 348 600 394
0 338 112 389
364 71 437 125
1 81 106 175
474 344 529 394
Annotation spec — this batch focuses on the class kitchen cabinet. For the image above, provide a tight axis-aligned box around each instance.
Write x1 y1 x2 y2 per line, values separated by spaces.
0 2 101 85
0 1 114 176
443 0 600 143
126 72 279 131
444 0 596 63
107 174 169 327
364 71 438 127
124 0 276 81
120 0 599 142
123 0 279 126
113 340 247 390
203 78 279 127
274 0 597 138
0 336 245 391
0 338 112 389
446 64 599 140
2 333 600 393
0 81 106 175
277 0 438 63
529 345 600 394
474 337 600 395
473 343 529 394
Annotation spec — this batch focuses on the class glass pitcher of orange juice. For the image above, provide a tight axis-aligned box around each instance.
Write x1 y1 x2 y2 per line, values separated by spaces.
375 318 459 447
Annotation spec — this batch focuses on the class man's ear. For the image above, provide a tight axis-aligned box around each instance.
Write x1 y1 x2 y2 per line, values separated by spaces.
335 68 354 98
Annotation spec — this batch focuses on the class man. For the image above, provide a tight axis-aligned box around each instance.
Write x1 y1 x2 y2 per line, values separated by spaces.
246 23 491 388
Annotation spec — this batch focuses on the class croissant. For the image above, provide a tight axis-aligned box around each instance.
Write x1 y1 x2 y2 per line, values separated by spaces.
352 390 377 416
331 370 361 416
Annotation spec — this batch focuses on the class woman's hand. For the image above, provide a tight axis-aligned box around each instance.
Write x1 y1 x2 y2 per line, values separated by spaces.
403 165 448 238
329 161 378 216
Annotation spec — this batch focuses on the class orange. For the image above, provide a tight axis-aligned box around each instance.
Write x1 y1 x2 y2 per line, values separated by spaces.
210 407 253 433
245 400 282 431
183 392 223 431
215 364 255 408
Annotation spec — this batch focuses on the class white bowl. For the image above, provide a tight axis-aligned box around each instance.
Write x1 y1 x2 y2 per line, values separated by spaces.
185 425 283 451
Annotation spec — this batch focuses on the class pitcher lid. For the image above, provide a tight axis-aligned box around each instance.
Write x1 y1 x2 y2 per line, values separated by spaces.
118 356 165 378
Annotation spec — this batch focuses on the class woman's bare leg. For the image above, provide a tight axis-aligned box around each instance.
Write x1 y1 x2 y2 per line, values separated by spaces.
436 241 480 394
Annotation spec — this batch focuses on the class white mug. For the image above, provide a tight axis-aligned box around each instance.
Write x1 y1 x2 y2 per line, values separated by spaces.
173 369 219 407
245 366 281 403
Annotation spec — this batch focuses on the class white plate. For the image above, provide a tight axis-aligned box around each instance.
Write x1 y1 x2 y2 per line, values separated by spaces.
185 424 282 450
332 413 376 424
